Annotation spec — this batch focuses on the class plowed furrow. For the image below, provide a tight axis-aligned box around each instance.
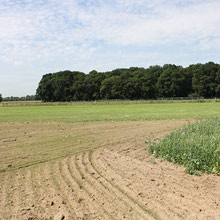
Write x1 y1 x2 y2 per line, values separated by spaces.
24 169 40 219
89 150 160 220
102 149 213 217
30 165 49 219
83 151 149 220
3 173 14 219
50 161 76 219
73 154 114 220
43 162 71 219
36 165 51 219
99 149 202 219
68 155 113 219
62 158 102 220
0 174 7 219
80 152 141 220
59 159 96 219
11 168 40 220
95 151 172 219
100 150 192 216
11 170 25 219
35 164 61 219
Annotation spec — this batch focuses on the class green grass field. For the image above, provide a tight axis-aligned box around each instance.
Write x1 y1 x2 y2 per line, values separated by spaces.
1 102 220 122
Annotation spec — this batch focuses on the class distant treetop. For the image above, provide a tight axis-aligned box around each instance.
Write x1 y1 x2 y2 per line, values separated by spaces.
36 62 220 102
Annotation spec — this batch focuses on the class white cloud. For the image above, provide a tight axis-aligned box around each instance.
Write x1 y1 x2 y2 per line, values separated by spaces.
0 0 220 64
0 0 220 96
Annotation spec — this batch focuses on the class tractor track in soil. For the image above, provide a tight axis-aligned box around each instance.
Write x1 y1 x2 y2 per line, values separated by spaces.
1 120 220 220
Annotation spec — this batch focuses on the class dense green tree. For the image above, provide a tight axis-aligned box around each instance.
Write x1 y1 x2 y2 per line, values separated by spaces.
139 66 162 99
51 71 86 101
192 62 220 98
84 70 105 100
121 70 142 99
52 71 72 101
37 71 86 102
100 70 142 100
70 72 86 101
0 94 2 102
215 68 220 97
36 73 54 102
36 62 220 102
100 76 119 99
157 65 191 97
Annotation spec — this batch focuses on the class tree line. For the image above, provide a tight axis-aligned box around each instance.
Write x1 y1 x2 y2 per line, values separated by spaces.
36 62 220 102
2 95 40 102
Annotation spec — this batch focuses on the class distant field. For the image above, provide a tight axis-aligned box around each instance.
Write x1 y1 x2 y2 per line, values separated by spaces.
0 102 220 122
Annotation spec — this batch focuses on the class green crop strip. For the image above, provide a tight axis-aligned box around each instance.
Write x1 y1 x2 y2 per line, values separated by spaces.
149 117 220 175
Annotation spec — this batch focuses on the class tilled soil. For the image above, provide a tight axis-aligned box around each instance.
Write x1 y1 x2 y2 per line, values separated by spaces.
1 120 220 220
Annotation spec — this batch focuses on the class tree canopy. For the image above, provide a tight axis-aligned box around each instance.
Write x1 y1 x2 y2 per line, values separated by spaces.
36 62 220 102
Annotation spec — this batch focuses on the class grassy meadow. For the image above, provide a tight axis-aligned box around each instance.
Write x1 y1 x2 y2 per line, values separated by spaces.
1 102 220 123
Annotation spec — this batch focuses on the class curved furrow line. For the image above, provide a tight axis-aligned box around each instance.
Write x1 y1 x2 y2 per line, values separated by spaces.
89 153 184 219
24 168 41 219
102 149 210 215
11 170 26 219
58 159 96 219
89 150 160 220
43 162 69 218
43 162 75 219
13 168 41 220
30 165 49 219
49 161 77 219
35 165 51 219
69 154 114 220
80 152 140 220
62 158 102 220
74 154 115 220
36 164 60 219
91 150 166 219
0 174 8 219
0 175 6 219
97 150 192 219
102 148 220 219
4 172 16 219
83 151 149 220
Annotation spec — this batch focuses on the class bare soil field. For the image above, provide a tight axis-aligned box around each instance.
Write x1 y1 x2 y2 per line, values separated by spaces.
1 120 220 220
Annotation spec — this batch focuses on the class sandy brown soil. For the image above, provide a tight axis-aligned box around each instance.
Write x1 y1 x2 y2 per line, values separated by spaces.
1 119 220 220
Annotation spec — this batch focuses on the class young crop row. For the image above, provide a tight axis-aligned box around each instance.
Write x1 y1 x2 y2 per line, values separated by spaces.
149 117 220 175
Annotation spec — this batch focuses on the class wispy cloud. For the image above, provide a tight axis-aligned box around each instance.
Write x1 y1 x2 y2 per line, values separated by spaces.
1 0 220 62
0 0 220 96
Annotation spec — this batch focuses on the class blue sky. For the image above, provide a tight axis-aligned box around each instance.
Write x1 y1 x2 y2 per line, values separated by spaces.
0 0 220 97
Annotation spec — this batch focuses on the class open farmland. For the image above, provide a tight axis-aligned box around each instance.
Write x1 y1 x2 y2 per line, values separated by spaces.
1 102 220 122
1 102 220 219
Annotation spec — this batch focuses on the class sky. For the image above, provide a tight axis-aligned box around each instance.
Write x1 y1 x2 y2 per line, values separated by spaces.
0 0 220 97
